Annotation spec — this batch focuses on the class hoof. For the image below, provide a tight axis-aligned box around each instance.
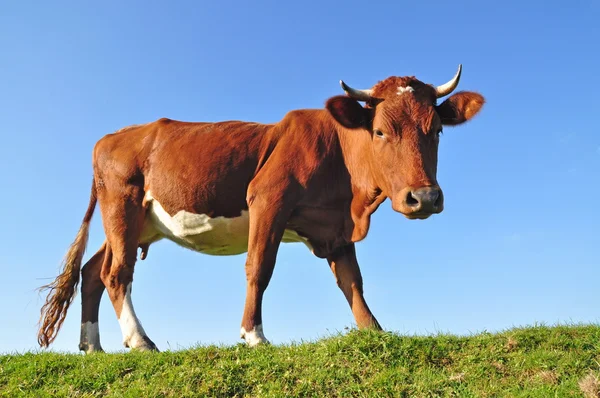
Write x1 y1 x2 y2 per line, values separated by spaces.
126 336 159 352
135 336 159 352
79 343 104 354
240 325 270 347
133 344 159 352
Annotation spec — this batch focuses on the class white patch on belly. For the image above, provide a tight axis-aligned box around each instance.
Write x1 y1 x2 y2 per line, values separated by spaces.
118 283 148 349
282 229 312 250
142 191 313 255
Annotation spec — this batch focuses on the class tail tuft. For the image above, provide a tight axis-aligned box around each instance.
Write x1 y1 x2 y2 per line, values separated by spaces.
37 180 97 347
37 222 90 347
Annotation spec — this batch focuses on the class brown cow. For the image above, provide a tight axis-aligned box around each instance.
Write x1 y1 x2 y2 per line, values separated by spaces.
38 66 484 352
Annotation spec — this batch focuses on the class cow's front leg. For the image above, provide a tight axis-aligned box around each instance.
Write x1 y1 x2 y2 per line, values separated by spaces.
240 191 294 347
327 243 381 330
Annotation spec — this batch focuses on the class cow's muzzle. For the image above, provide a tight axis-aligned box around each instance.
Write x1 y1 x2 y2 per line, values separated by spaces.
393 186 444 219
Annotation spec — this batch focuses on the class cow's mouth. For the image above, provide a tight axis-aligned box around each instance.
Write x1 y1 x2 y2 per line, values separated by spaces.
403 212 433 220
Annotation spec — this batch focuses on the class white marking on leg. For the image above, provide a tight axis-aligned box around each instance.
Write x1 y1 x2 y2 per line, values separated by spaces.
80 321 102 353
118 283 148 349
240 324 269 347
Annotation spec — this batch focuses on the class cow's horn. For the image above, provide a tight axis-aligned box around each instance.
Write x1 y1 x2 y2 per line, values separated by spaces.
339 80 373 101
435 64 462 98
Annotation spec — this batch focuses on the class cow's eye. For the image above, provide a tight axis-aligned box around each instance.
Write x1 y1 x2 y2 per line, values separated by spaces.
374 129 385 138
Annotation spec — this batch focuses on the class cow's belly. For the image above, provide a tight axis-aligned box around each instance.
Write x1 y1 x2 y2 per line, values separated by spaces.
140 192 312 255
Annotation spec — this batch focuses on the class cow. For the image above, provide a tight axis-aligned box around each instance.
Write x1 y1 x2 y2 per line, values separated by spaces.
38 65 484 352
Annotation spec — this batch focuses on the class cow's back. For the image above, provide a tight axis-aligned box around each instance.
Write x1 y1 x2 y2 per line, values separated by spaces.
93 118 273 218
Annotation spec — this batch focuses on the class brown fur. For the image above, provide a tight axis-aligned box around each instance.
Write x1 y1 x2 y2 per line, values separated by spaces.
38 71 485 351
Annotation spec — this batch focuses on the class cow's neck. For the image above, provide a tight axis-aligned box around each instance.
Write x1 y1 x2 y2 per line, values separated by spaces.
336 126 387 241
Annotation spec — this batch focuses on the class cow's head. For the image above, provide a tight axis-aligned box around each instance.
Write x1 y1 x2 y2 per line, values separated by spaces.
326 65 484 219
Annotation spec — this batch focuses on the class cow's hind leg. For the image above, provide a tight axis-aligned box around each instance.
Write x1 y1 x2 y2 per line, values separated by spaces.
98 182 157 351
79 242 108 353
327 244 381 330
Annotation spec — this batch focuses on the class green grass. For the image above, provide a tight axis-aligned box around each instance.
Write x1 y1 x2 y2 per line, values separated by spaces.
2 325 600 397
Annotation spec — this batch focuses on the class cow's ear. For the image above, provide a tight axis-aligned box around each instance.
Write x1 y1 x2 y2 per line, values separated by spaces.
326 96 370 129
436 91 485 126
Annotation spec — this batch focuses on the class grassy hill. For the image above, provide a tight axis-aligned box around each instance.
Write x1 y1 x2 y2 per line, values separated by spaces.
1 325 599 397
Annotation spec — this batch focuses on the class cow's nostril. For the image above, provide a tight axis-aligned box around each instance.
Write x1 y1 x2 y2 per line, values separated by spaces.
406 191 419 207
433 192 442 208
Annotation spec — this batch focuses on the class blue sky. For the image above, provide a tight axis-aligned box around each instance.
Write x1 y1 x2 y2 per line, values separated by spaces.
1 1 598 353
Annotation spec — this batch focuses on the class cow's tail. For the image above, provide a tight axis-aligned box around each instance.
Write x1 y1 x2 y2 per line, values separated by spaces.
37 179 97 348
